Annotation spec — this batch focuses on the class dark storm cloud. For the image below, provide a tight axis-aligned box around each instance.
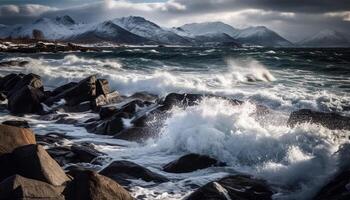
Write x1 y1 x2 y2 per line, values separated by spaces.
171 0 350 14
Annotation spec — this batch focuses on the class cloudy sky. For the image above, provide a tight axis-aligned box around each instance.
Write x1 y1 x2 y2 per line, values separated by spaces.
0 0 349 42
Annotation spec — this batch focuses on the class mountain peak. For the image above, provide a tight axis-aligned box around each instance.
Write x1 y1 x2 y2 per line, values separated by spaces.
55 15 75 25
299 29 350 47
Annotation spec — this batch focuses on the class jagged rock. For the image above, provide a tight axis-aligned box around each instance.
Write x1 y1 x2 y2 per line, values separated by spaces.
92 91 123 107
163 154 225 173
12 144 70 186
288 109 350 130
186 175 273 200
45 76 97 106
0 175 65 200
66 170 133 200
100 160 168 186
99 106 118 119
129 91 158 102
51 82 77 97
96 79 110 96
7 73 43 98
113 127 154 142
0 124 36 155
2 120 29 128
0 73 23 92
8 85 45 114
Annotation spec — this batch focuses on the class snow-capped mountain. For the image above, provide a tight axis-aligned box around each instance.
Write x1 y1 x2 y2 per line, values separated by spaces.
234 26 292 47
5 15 84 40
177 22 292 47
180 22 238 37
191 33 240 46
66 21 149 44
299 29 350 47
112 16 190 45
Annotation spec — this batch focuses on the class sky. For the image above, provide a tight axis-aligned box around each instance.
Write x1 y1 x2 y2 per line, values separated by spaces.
0 0 349 42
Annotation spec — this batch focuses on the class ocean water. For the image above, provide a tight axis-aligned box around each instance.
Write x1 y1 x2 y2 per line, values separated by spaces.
1 47 350 199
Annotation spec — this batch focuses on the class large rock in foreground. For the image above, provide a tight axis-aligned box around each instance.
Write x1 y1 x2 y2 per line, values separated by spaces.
0 124 36 155
12 144 70 186
100 160 168 185
0 175 65 200
66 170 133 200
163 153 225 173
288 109 350 130
186 175 273 200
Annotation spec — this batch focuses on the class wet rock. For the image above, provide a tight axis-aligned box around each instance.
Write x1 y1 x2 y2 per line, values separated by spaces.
8 85 45 114
51 82 77 97
113 127 154 142
92 91 123 107
57 101 92 113
0 175 65 200
0 73 23 92
96 79 110 96
99 106 118 119
66 170 133 200
2 120 29 128
0 153 16 182
288 109 350 130
129 91 158 102
7 73 43 98
46 144 105 166
163 154 226 173
100 160 169 186
12 144 70 186
186 175 273 200
0 60 29 67
313 169 350 200
0 124 36 155
45 76 97 106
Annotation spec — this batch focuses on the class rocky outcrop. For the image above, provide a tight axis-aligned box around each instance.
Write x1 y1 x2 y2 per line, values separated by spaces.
288 109 350 130
0 124 36 154
100 160 168 185
8 85 45 114
0 175 66 200
12 144 70 186
2 120 30 128
0 60 29 67
186 175 273 200
163 154 225 173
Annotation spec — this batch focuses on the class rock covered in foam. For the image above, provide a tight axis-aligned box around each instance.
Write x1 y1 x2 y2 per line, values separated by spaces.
288 109 350 130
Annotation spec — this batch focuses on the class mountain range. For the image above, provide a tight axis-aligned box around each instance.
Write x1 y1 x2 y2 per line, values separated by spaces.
0 15 349 47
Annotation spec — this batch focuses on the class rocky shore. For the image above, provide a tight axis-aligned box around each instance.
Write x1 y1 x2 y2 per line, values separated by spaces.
0 39 98 53
0 72 350 199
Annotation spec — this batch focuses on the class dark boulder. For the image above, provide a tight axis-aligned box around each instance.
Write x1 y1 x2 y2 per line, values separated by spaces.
99 106 118 119
0 73 23 92
0 153 16 182
8 85 45 114
113 127 155 142
0 124 36 155
7 73 43 98
288 109 350 130
0 92 6 101
96 79 110 96
51 82 77 97
163 154 225 173
100 160 168 186
12 144 70 186
2 120 29 128
186 175 273 200
159 93 204 111
45 76 96 106
0 60 29 67
66 170 133 200
313 169 350 200
0 175 65 200
129 91 158 102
